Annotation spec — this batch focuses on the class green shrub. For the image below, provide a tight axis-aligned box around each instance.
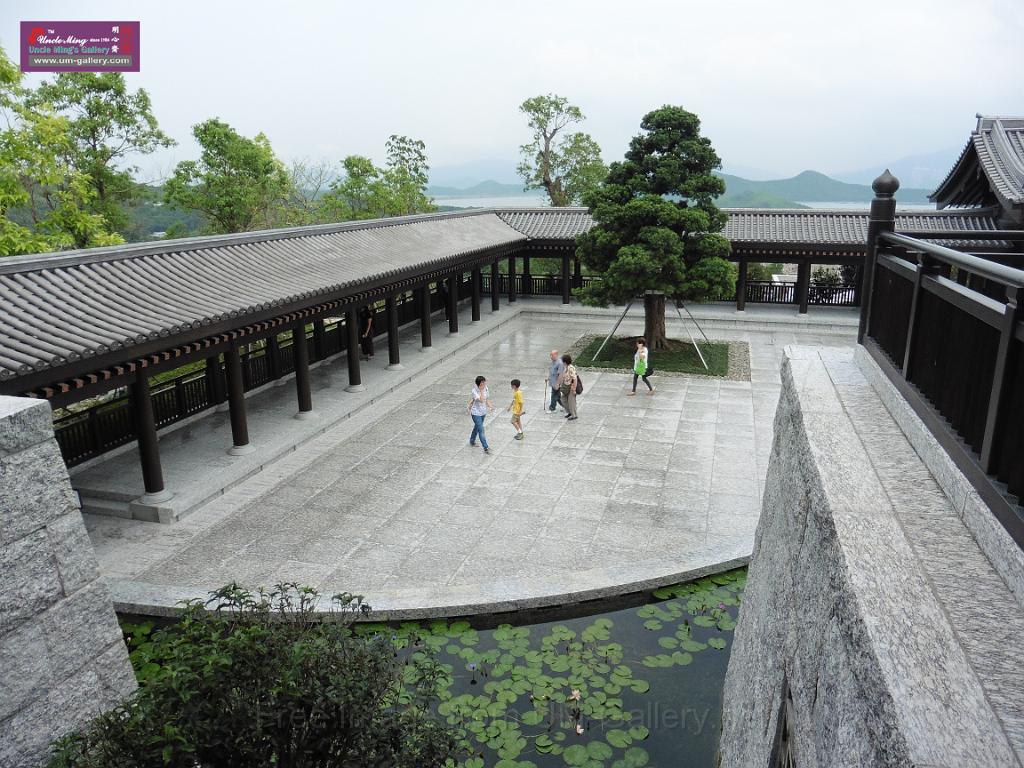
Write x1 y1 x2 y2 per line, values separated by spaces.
49 583 462 768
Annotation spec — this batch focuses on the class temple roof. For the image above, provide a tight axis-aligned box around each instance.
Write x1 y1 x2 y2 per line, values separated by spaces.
931 116 1024 210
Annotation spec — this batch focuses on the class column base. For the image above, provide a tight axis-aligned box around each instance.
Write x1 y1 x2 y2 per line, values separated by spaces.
448 330 460 336
228 443 256 456
215 402 231 412
420 346 435 354
386 363 404 371
345 383 366 393
294 410 316 420
138 489 173 505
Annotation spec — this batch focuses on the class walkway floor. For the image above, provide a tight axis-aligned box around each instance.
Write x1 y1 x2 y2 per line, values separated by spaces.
82 300 858 616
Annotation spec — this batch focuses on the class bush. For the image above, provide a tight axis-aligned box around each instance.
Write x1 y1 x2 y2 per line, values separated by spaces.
811 266 841 288
49 584 463 768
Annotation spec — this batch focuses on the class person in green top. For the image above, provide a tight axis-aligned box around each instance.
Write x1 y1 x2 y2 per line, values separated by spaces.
630 337 654 395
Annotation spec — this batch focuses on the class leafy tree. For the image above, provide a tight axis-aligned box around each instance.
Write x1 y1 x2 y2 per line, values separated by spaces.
0 48 122 255
280 158 337 226
517 94 607 206
320 135 435 222
812 266 841 288
576 106 733 349
29 73 174 233
49 584 462 768
164 119 293 233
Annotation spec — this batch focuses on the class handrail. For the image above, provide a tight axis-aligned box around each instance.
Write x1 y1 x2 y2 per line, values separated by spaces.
897 229 1024 241
880 232 1024 289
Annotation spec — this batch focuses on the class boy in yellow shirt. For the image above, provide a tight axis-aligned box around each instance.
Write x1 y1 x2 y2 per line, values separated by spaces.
506 379 525 440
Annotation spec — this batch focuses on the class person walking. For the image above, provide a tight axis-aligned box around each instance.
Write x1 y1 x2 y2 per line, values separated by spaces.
358 305 375 360
506 379 525 439
468 375 493 453
560 354 579 420
629 337 654 395
546 349 565 412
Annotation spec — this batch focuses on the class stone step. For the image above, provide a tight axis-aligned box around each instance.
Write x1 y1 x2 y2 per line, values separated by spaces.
79 495 132 519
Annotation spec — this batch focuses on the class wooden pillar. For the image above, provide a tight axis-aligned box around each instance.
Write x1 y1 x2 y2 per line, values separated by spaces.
204 353 226 405
522 255 532 297
344 309 364 392
386 294 403 370
418 285 433 350
293 321 313 418
573 256 582 288
508 254 517 303
224 342 254 455
267 334 282 381
131 368 170 502
312 318 326 362
796 261 811 314
471 267 482 321
859 171 900 343
561 251 571 304
490 261 500 311
981 286 1022 472
736 258 748 312
447 273 460 334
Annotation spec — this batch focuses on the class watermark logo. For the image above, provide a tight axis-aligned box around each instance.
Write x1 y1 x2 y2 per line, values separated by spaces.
21 21 140 72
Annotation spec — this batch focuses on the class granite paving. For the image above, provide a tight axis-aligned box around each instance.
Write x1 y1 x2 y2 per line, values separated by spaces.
82 301 858 616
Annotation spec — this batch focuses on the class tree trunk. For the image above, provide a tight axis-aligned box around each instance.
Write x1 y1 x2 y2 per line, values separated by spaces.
643 293 668 350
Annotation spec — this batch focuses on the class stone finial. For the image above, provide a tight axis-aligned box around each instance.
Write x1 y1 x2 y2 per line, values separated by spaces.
872 169 900 197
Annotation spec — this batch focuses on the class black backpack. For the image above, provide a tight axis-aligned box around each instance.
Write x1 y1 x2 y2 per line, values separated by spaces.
575 373 583 395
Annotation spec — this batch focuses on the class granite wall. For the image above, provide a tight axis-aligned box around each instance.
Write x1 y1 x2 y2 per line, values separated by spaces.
719 348 1018 768
0 397 136 768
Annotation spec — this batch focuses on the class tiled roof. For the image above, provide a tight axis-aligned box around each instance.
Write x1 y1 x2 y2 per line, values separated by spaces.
497 208 595 239
0 213 525 383
932 116 1024 208
497 207 1002 245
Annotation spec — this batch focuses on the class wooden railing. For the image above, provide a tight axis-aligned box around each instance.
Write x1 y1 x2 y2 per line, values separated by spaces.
862 205 1024 547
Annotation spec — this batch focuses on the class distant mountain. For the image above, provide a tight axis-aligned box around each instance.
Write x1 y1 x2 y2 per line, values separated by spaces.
831 147 962 190
428 180 529 197
718 170 933 204
718 190 808 209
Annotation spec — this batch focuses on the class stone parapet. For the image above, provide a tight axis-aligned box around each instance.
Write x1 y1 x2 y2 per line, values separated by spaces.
0 396 136 768
719 347 1021 768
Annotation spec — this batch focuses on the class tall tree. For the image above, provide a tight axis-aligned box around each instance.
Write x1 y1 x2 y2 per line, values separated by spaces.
29 73 174 234
319 135 435 221
517 94 607 206
164 119 293 233
576 106 734 349
0 48 122 255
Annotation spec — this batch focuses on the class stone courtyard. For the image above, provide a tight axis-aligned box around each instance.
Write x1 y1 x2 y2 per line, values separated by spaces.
81 304 857 616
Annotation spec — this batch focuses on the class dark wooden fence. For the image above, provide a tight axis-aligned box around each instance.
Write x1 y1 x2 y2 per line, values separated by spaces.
863 228 1024 548
720 280 858 307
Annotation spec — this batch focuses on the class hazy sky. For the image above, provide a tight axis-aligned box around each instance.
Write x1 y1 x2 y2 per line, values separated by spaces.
5 0 1023 184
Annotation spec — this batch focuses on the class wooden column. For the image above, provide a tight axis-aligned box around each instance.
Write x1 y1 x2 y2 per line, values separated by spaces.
266 334 282 381
491 261 500 311
131 368 170 501
796 261 811 314
736 258 748 311
573 256 582 288
344 309 364 392
293 321 313 418
561 251 571 304
508 254 517 303
981 286 1022 472
312 318 326 362
522 255 532 297
386 294 403 369
859 171 899 342
204 353 226 405
224 342 254 455
447 273 460 334
471 267 482 321
418 285 433 350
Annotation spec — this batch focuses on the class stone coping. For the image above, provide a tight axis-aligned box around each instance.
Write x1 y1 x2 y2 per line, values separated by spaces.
107 551 751 621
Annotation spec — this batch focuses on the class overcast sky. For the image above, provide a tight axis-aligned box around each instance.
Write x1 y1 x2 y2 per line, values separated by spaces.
5 0 1023 185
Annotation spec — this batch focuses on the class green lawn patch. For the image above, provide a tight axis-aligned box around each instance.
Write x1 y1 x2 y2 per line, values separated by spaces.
576 335 730 377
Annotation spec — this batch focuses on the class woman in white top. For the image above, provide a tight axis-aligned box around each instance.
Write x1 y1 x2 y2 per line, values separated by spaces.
630 337 654 395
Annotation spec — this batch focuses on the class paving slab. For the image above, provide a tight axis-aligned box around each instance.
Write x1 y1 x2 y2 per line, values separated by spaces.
83 301 858 617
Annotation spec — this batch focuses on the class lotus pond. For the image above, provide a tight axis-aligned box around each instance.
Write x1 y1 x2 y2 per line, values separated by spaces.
356 568 746 767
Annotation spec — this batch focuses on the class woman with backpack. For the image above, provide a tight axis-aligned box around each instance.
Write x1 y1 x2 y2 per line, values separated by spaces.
560 353 579 420
630 337 654 395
